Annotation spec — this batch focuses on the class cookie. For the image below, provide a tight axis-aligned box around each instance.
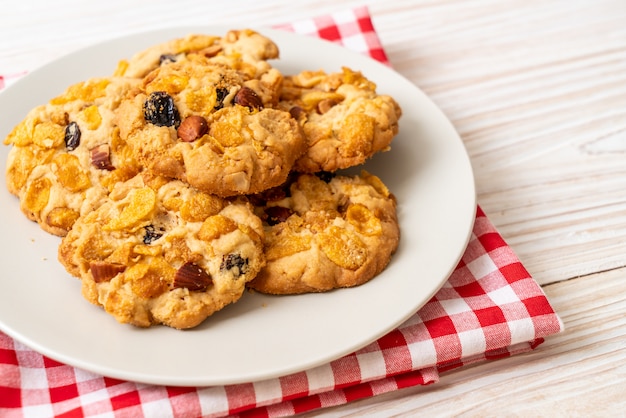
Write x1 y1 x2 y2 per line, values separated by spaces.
278 67 402 173
118 30 284 108
4 76 142 236
247 170 399 294
58 172 265 329
117 29 280 81
117 54 305 197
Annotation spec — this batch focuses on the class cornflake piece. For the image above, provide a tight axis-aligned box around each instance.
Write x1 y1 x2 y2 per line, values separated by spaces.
104 187 156 231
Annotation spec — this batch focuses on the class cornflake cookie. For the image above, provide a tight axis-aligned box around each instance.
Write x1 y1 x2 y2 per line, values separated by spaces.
247 170 399 294
58 172 265 329
279 67 402 173
117 30 284 108
117 54 305 197
4 76 142 236
117 29 280 81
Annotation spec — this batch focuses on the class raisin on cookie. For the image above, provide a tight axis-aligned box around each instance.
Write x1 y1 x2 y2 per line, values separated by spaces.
58 172 265 329
247 170 399 295
278 67 402 173
117 54 305 197
4 76 142 236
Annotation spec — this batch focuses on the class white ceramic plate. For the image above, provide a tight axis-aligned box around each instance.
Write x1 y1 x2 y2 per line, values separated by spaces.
0 26 475 386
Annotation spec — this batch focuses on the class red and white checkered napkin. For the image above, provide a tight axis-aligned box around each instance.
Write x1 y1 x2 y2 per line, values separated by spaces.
0 6 563 418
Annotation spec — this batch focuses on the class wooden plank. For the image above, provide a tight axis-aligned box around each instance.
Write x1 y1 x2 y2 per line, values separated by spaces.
372 0 626 287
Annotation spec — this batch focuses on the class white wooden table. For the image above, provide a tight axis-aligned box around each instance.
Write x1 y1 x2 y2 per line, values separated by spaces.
2 0 625 415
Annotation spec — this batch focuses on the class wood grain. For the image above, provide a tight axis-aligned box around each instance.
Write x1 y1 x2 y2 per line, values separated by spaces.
375 0 626 288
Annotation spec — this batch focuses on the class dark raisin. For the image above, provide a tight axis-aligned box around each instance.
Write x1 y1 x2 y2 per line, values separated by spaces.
315 171 335 183
143 225 164 244
247 194 266 207
220 253 249 277
159 54 178 65
214 87 229 110
265 206 293 225
258 185 288 204
143 91 180 127
64 122 81 151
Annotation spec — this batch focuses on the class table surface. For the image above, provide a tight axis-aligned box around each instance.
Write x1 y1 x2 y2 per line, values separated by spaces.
2 0 625 415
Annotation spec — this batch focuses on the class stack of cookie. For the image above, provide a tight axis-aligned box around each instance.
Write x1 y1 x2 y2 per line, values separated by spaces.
3 30 402 329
